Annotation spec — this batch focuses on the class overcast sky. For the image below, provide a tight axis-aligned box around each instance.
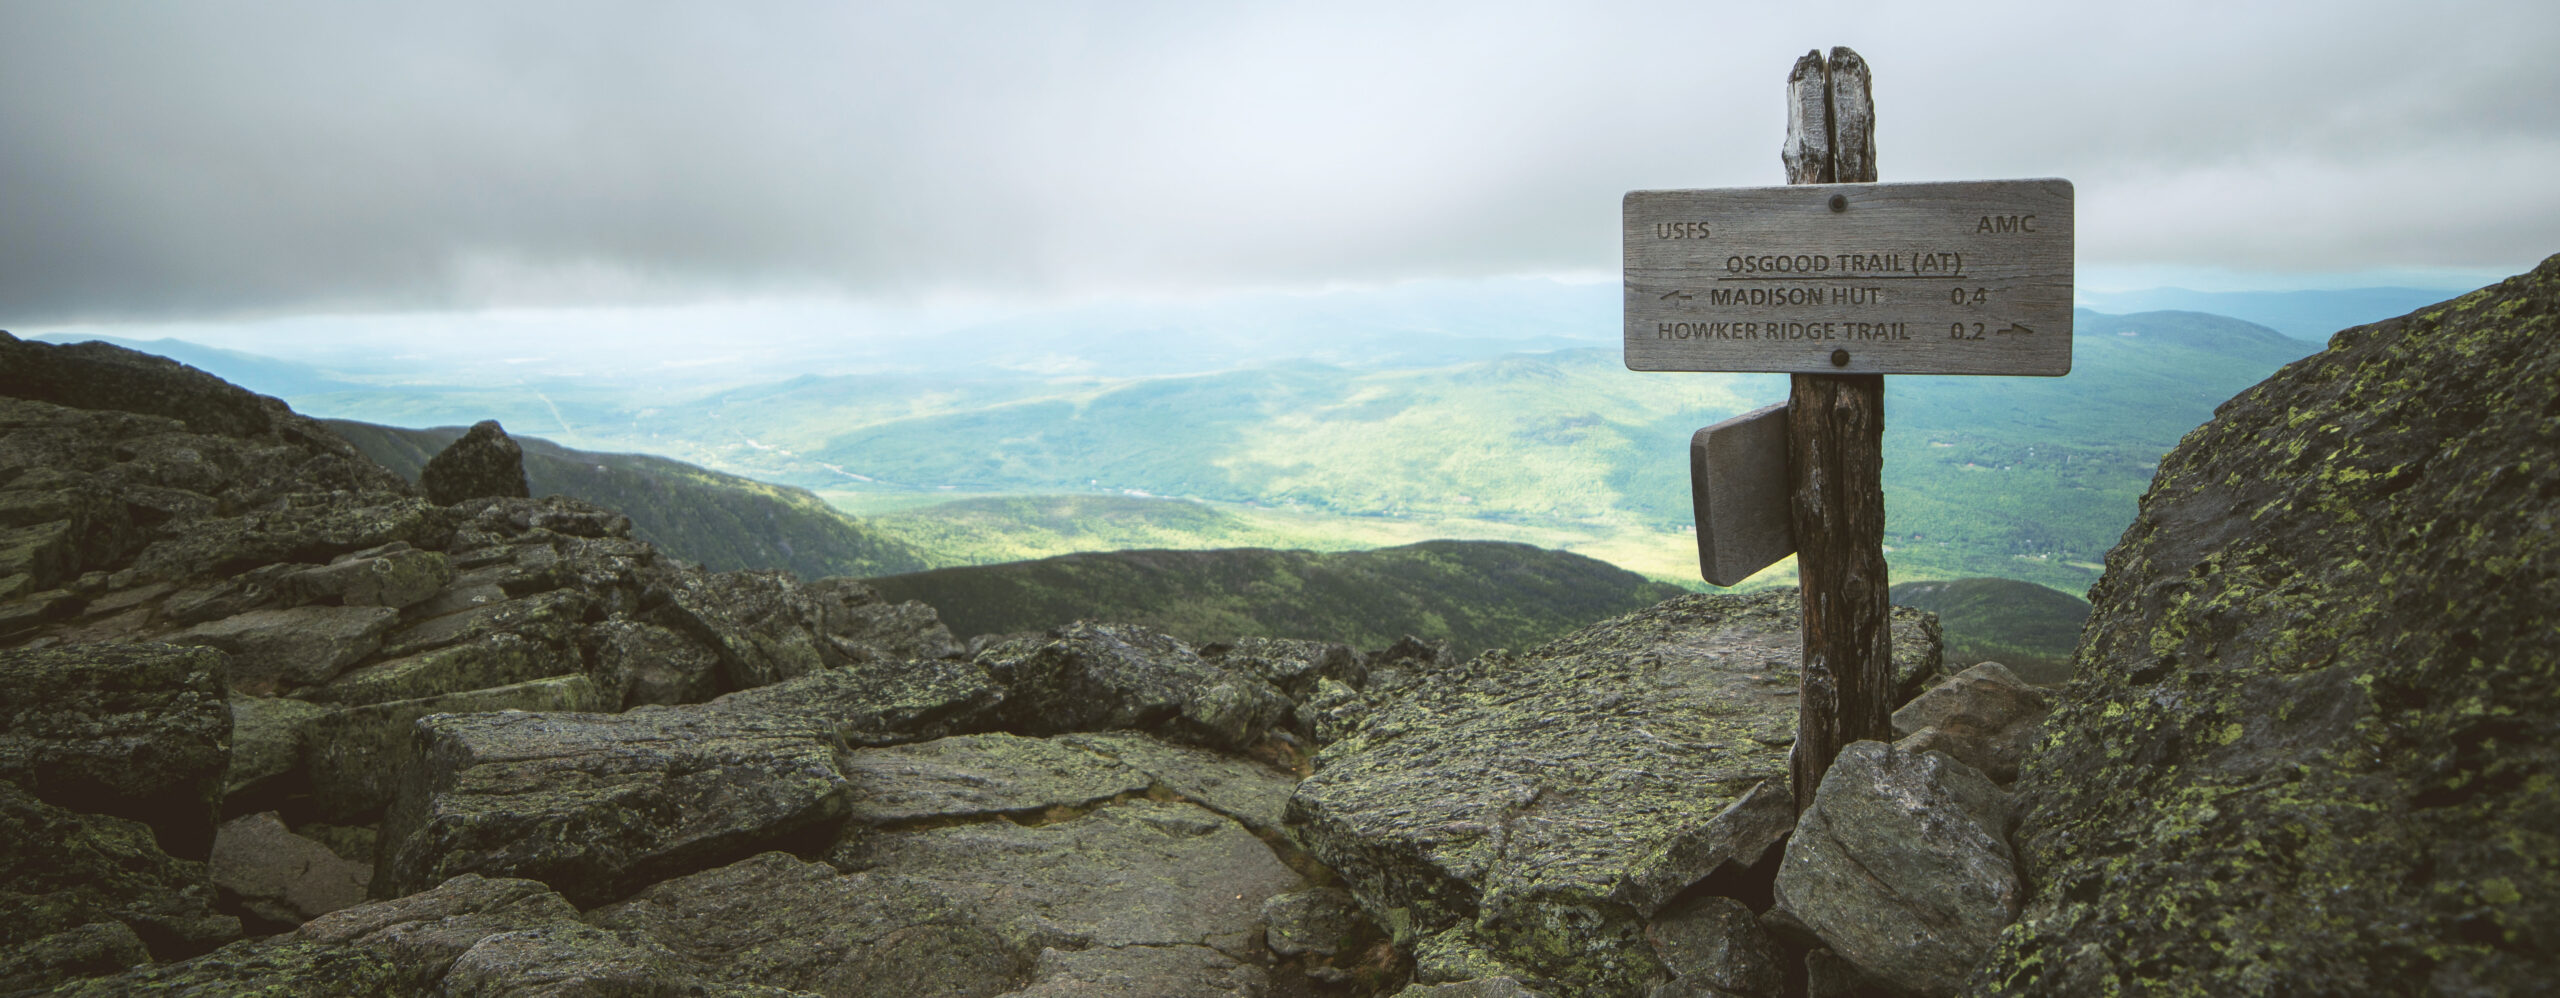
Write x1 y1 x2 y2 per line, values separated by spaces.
5 0 2557 329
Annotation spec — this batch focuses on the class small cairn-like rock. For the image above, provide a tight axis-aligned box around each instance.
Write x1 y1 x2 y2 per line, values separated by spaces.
418 420 531 506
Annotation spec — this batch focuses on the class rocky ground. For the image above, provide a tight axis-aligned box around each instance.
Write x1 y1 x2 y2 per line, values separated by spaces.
2 255 2553 998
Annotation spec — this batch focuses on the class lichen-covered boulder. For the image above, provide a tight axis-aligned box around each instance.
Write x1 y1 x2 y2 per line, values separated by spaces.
705 655 1004 747
587 851 1031 996
1288 591 1939 996
1773 742 2017 998
0 642 230 858
420 420 533 506
297 873 586 992
374 706 853 905
41 936 402 996
0 781 239 974
303 673 609 822
1978 258 2560 994
975 621 1293 752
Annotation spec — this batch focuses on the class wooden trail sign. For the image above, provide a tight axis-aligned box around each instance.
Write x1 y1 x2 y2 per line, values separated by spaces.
1625 46 2075 811
1690 404 1790 586
1624 179 2075 376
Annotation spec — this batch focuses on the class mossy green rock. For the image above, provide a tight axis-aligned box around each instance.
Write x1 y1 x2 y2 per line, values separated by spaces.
975 621 1293 752
42 936 401 996
303 673 610 822
375 706 852 906
0 781 238 969
0 642 231 858
1289 590 1941 996
1976 259 2560 994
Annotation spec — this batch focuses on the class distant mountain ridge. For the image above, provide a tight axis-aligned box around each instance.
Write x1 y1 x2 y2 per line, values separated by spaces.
323 419 930 580
865 540 1691 659
2074 286 2462 341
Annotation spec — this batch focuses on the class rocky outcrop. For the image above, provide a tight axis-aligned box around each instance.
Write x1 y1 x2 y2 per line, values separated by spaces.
0 643 231 858
418 420 531 506
1773 742 2019 998
374 707 855 905
1888 662 2050 785
1289 590 1942 995
1977 257 2560 993
0 781 239 984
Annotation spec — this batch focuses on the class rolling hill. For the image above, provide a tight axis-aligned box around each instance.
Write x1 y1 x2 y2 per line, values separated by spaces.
1890 576 2092 685
864 539 1690 659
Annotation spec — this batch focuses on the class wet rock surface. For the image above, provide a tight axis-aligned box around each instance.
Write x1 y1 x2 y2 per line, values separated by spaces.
1978 257 2560 994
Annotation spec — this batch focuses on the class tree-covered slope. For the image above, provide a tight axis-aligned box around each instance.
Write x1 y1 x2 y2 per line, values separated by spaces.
864 539 1689 659
1889 577 2090 685
324 419 929 579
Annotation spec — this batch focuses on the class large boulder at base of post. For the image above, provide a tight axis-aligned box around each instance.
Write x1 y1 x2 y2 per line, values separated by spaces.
1287 589 1942 996
1774 741 2018 998
1975 257 2560 994
418 420 532 506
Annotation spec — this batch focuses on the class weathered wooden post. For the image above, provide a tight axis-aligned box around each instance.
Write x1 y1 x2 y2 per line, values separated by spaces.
1623 47 2074 810
1780 47 1890 811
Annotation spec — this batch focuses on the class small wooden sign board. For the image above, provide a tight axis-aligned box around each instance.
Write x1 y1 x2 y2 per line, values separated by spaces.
1691 403 1791 585
1624 178 2074 376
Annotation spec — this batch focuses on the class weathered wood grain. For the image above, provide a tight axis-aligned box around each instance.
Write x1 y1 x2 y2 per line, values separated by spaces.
1622 179 2075 376
1783 50 1831 186
1787 46 1894 814
1690 402 1793 586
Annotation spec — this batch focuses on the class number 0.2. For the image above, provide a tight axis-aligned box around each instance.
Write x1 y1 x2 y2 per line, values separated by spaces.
1949 323 1985 340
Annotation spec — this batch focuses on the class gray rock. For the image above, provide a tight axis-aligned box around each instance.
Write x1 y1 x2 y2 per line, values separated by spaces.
40 936 401 996
828 798 1304 962
1288 591 1939 995
277 541 454 609
173 603 399 690
0 780 240 966
1647 895 1782 998
1005 943 1269 997
440 923 709 998
660 568 832 690
297 873 583 992
314 629 580 707
1395 979 1555 998
976 621 1292 751
1205 636 1364 698
1059 730 1300 836
840 733 1149 826
586 851 1032 996
209 812 371 924
1773 742 2017 998
1298 676 1375 747
374 706 852 905
1263 886 1365 958
224 693 331 798
303 673 610 821
0 642 230 858
590 618 723 708
1887 662 2051 784
1981 259 2560 995
807 575 964 664
706 655 1004 747
421 420 533 506
0 920 150 994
